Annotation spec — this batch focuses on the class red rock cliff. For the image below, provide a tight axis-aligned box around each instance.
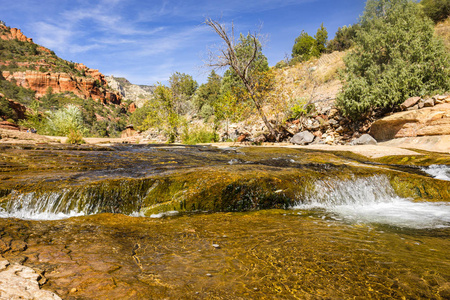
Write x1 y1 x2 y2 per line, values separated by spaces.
0 25 122 105
0 26 33 43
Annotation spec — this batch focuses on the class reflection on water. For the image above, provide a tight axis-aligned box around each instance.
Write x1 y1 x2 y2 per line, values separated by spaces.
295 175 450 229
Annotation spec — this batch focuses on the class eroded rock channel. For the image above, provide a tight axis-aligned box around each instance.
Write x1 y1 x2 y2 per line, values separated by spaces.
0 144 449 299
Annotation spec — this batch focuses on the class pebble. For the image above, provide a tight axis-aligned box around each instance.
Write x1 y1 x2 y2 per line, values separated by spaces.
70 288 77 293
212 244 220 248
206 273 212 277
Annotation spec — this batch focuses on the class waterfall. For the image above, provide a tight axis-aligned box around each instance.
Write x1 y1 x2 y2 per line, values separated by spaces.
0 179 151 220
294 175 450 229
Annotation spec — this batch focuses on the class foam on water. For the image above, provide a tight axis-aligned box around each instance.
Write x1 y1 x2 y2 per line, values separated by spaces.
294 175 450 229
422 165 450 181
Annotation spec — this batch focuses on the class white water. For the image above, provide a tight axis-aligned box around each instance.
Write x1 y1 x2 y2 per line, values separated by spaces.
422 165 450 181
294 175 450 229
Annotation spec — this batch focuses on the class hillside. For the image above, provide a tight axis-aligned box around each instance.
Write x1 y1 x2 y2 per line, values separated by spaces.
0 24 121 104
0 24 130 138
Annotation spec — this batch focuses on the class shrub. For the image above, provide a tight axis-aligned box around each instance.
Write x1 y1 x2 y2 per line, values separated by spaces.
336 0 450 120
181 124 218 145
46 104 87 136
66 129 85 144
421 0 450 23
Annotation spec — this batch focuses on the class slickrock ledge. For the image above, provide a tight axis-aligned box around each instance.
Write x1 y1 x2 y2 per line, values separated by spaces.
0 256 61 300
370 103 450 141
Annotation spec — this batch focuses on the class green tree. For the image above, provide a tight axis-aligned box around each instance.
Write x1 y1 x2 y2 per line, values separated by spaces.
292 30 318 61
421 0 450 23
336 0 450 120
327 24 359 52
46 104 87 136
314 23 328 54
169 72 198 114
194 70 222 119
141 84 181 143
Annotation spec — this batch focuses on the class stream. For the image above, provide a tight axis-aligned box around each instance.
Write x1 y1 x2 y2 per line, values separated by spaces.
0 144 449 299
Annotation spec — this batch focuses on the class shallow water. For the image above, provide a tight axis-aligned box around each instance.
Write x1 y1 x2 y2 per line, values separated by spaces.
1 144 450 299
1 211 449 299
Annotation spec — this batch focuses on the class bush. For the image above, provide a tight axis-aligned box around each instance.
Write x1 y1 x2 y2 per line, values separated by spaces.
66 129 85 144
46 104 87 136
327 24 359 52
181 124 218 145
421 0 450 23
336 0 450 120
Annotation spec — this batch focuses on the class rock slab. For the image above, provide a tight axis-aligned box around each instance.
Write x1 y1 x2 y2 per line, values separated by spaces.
370 103 450 141
0 257 61 300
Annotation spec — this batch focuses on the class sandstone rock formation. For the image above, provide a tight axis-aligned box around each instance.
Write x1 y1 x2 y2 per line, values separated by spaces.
2 70 121 104
370 102 450 141
0 25 122 105
0 26 33 42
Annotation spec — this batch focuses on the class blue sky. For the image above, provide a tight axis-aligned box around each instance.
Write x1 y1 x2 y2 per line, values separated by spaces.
1 0 366 85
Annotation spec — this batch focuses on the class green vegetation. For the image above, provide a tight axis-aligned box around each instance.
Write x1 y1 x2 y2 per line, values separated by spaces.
336 0 450 120
292 24 328 62
327 24 359 52
66 129 85 144
0 73 36 107
421 0 450 23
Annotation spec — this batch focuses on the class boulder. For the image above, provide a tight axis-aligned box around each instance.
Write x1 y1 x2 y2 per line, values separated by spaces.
351 134 377 145
400 97 421 110
423 98 435 108
291 131 315 145
370 103 450 140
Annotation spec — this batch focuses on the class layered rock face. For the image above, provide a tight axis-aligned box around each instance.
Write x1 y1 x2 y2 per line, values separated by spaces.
0 27 32 43
106 76 154 108
0 25 122 105
370 101 450 141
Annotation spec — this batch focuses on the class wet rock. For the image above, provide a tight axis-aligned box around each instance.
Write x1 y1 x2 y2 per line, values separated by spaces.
401 97 421 110
351 134 377 145
11 240 27 252
0 240 10 253
291 131 315 145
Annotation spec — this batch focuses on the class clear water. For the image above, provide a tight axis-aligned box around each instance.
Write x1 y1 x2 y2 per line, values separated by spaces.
294 175 450 229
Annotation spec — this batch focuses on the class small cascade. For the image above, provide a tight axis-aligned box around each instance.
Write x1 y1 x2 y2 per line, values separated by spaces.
295 175 450 229
0 179 153 220
422 165 450 181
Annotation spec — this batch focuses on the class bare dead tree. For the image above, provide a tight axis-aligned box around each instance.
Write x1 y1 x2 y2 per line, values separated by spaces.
204 18 277 140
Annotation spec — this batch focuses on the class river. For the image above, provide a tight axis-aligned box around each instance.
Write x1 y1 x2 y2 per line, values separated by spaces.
0 144 449 299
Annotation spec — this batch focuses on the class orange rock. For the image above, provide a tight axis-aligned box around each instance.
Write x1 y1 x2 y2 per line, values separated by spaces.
0 26 33 42
370 103 450 140
1 70 121 105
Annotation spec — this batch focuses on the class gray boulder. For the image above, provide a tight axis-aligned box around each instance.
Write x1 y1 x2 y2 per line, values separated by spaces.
291 131 315 145
351 134 377 145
